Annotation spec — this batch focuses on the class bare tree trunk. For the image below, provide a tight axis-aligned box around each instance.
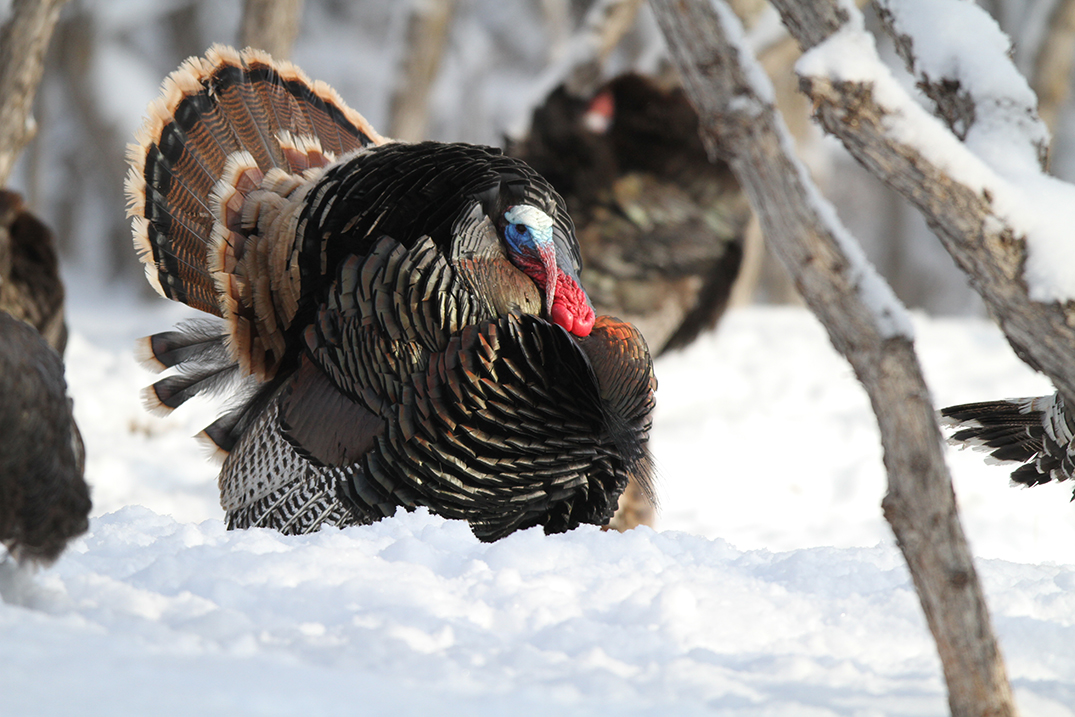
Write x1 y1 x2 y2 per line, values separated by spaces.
240 0 303 59
649 1 1017 715
1032 0 1075 137
0 0 69 188
388 0 458 142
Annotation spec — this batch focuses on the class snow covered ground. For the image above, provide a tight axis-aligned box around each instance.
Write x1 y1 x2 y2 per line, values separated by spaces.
4 285 1075 717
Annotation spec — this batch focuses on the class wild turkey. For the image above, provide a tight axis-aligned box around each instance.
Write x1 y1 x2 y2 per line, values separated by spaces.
0 190 68 355
127 46 655 541
0 311 89 565
942 395 1075 495
507 73 751 357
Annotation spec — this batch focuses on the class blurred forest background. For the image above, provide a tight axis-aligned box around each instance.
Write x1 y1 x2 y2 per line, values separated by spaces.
4 0 1075 317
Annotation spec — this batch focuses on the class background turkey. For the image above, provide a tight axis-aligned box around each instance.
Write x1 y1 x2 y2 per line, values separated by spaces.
507 73 752 357
507 73 750 529
0 311 90 566
0 189 68 355
128 46 655 542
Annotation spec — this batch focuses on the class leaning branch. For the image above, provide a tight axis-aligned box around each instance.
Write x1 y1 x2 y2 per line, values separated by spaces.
649 1 1016 715
0 0 69 187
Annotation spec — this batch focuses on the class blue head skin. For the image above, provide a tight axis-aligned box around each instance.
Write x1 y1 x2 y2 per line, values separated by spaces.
500 205 594 337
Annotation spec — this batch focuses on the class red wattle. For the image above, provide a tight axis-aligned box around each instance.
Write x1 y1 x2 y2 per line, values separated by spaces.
550 303 575 334
572 308 595 337
550 272 595 338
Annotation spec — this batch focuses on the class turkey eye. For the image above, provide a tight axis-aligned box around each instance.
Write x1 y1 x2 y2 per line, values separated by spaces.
504 223 529 247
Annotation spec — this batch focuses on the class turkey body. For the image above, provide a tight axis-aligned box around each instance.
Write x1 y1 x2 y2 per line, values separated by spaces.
0 312 89 565
128 46 655 541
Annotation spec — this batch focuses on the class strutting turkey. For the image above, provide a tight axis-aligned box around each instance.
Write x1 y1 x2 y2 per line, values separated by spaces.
126 46 655 541
942 395 1075 497
0 311 89 565
0 190 68 355
507 73 751 357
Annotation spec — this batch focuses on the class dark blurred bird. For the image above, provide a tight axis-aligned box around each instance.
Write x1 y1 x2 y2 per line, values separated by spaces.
0 190 68 355
0 311 89 565
942 395 1075 495
126 46 655 541
507 73 751 357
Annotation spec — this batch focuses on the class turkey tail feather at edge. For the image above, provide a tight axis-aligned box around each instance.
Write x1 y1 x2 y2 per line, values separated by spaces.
941 394 1075 490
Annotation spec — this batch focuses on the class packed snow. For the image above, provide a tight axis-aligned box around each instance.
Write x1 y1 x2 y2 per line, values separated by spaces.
4 282 1075 716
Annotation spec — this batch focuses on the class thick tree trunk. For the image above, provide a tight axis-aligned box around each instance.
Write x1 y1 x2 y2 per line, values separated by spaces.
0 0 69 188
649 1 1017 715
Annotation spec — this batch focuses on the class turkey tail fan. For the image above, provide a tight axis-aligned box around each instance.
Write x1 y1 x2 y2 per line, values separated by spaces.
941 395 1075 489
125 44 386 379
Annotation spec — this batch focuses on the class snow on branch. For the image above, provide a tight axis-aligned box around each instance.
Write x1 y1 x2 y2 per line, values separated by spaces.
779 0 1075 407
876 0 1049 172
651 1 1017 715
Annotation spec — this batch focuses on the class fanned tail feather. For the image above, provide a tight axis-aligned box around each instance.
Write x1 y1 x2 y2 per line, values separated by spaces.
135 318 231 372
126 44 385 380
127 44 389 453
198 376 279 455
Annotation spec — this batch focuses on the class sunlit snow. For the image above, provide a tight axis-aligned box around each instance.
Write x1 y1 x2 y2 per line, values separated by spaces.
3 283 1074 717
